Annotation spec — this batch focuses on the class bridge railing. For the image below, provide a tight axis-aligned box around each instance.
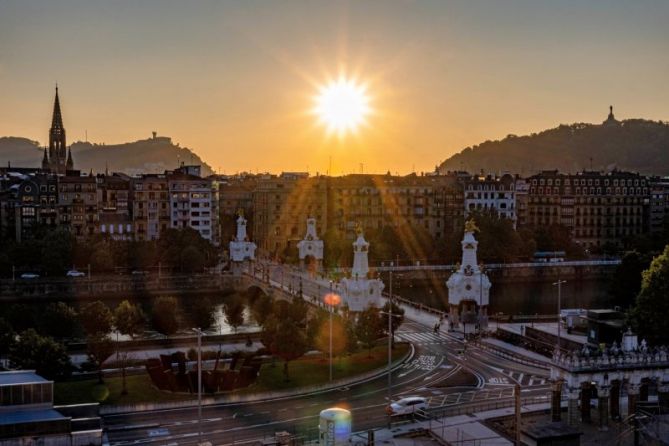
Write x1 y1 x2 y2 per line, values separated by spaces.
333 259 621 273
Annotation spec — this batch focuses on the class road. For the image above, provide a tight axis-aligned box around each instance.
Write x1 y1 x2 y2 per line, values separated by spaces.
103 316 550 446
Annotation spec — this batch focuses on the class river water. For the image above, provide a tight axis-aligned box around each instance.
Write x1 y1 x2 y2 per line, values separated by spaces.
391 278 614 315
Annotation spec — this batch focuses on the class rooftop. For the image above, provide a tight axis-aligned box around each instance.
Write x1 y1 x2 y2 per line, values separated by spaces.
0 371 49 386
0 409 67 426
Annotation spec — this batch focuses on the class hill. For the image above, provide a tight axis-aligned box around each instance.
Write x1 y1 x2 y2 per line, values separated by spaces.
0 135 213 176
439 118 669 176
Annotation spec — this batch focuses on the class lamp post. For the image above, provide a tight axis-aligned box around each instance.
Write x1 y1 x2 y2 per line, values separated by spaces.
324 293 341 381
552 279 566 353
191 328 203 445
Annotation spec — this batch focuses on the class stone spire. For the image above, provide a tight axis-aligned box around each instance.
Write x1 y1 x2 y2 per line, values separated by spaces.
66 148 74 171
603 105 619 127
351 226 370 279
46 85 70 173
41 148 49 170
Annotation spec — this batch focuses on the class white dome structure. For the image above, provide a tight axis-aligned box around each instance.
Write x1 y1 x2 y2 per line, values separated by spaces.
339 228 384 312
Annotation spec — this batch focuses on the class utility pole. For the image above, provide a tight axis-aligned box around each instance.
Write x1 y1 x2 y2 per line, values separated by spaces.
192 328 203 445
553 279 566 353
515 383 521 445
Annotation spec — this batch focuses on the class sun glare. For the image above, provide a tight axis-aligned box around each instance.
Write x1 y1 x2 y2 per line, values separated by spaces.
314 77 370 135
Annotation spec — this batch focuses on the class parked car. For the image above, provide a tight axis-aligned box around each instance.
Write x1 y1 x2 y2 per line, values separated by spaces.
20 273 40 279
385 396 428 416
131 270 149 276
66 270 86 278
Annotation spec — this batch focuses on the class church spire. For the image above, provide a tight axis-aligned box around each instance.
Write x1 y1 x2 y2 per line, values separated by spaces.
52 85 64 130
48 85 69 173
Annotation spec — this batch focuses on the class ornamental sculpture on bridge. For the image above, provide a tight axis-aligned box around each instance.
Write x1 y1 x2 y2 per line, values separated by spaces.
229 210 256 274
297 217 324 272
446 220 491 333
339 226 384 312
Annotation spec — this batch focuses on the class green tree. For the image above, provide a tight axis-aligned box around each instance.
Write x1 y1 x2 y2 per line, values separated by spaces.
113 300 145 395
250 293 273 326
39 302 79 339
6 304 36 332
0 318 16 360
271 319 309 382
86 333 115 383
629 245 669 345
80 301 114 336
191 297 216 331
113 300 145 339
223 295 245 333
10 329 71 380
355 306 383 356
152 296 179 336
609 251 651 308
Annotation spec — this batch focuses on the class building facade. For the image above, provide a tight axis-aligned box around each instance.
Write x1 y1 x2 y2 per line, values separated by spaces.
525 170 649 249
462 173 517 227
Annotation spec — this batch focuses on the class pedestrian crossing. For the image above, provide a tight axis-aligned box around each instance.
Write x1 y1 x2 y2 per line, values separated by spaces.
396 331 447 345
501 369 547 386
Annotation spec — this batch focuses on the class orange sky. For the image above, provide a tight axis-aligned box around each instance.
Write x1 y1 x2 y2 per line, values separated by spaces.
1 1 668 175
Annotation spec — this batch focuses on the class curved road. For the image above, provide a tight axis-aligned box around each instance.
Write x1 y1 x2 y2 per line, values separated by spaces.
103 318 550 446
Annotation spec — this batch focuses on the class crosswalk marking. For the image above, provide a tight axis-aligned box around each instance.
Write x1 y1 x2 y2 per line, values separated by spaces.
396 331 445 345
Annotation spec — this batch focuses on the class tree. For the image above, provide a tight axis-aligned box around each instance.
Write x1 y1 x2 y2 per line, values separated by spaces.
39 302 79 339
181 245 206 273
6 304 36 332
223 295 245 333
250 293 273 326
191 297 216 331
629 245 669 345
113 300 145 339
0 318 15 360
86 333 115 383
10 329 71 380
314 316 347 360
113 300 145 395
271 319 309 382
609 251 651 309
80 301 113 336
355 307 383 356
152 296 179 336
380 301 405 348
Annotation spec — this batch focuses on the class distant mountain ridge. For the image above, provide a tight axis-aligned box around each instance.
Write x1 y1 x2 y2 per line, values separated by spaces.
0 135 213 176
439 117 669 176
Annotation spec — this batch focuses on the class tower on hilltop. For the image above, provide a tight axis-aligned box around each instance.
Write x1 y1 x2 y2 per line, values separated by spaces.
42 86 73 174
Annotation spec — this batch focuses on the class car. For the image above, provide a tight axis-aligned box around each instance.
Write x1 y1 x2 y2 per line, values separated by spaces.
131 270 149 276
385 396 428 416
20 273 40 279
66 270 86 278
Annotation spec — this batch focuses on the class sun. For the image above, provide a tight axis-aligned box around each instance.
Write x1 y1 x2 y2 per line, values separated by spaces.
313 77 370 135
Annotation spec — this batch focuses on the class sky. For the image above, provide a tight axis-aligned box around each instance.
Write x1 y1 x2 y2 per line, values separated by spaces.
1 0 668 175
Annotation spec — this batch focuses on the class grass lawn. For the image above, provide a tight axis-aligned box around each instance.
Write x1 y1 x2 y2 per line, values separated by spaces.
54 374 191 406
249 342 410 392
54 342 410 405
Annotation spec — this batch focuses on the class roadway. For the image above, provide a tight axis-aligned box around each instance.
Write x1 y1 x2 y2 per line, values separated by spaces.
103 318 550 445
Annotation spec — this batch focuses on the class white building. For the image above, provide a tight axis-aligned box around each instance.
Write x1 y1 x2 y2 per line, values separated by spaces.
463 174 516 227
297 217 324 270
168 170 219 245
446 220 491 333
339 228 384 312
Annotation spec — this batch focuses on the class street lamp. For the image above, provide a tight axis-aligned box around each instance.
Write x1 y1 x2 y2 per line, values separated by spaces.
323 293 341 381
191 328 204 445
552 279 566 353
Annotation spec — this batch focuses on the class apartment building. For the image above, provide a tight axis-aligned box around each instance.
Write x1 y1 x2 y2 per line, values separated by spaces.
525 170 649 249
252 172 328 257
